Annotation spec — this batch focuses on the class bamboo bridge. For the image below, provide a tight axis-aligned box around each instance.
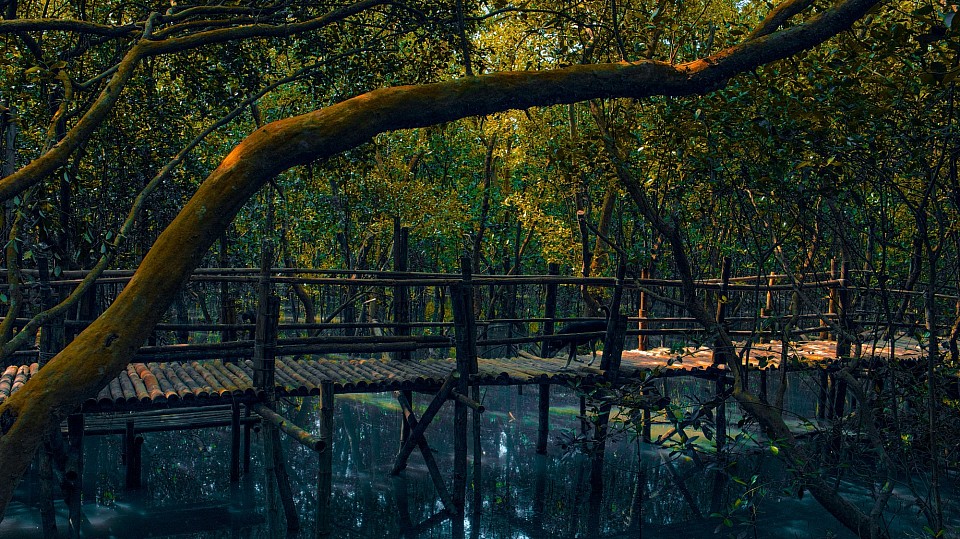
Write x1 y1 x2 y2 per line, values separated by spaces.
0 249 942 538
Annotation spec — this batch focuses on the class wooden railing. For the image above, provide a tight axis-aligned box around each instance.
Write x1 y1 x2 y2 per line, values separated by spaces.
2 255 958 372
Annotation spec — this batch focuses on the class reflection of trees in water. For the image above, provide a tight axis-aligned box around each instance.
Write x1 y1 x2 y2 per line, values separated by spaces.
15 372 944 538
59 384 798 538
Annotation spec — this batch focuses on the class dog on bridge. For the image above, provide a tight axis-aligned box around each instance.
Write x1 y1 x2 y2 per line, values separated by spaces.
543 306 610 369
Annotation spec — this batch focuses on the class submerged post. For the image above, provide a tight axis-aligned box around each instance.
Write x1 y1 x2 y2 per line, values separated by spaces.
317 381 335 537
124 420 143 489
230 400 241 482
536 385 550 455
243 404 253 473
38 435 58 538
65 413 84 539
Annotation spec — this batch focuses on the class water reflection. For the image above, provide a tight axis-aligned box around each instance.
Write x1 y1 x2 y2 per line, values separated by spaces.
2 374 956 538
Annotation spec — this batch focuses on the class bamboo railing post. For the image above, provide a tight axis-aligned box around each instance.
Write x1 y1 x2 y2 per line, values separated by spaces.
836 261 852 359
393 225 411 361
600 260 628 373
760 272 775 345
38 257 64 368
219 234 237 345
453 256 479 374
317 380 334 537
822 259 837 341
503 257 518 357
393 226 413 450
65 413 84 539
451 256 477 515
637 267 650 351
253 296 280 392
252 221 280 395
537 263 559 455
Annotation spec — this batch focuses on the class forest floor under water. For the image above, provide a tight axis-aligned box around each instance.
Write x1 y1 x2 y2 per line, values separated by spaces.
2 374 957 538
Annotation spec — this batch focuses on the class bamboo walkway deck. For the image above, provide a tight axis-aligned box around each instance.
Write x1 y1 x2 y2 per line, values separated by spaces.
0 339 923 413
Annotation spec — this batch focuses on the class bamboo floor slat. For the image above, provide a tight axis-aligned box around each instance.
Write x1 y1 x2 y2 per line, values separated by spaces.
0 339 924 413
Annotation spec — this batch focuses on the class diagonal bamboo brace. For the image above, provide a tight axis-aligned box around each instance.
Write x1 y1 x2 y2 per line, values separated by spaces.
394 391 456 515
391 370 458 475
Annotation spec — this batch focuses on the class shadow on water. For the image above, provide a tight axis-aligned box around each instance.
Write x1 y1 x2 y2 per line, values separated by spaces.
2 374 957 538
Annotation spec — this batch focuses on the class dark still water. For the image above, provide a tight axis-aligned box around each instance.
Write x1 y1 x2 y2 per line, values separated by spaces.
2 376 956 538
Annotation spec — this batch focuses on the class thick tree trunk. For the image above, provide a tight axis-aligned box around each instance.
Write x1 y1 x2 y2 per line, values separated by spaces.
0 0 882 516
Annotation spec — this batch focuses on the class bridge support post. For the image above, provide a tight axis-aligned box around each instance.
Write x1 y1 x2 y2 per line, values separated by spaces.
537 384 550 454
451 256 478 523
230 400 241 482
316 381 334 537
124 420 143 489
243 404 252 473
38 433 58 539
537 263 559 454
641 386 653 443
637 267 649 351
